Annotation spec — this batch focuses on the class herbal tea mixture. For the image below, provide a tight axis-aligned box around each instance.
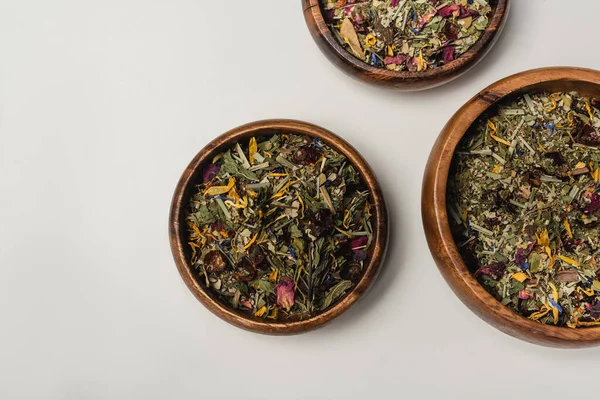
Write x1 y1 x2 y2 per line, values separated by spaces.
448 92 600 328
186 134 373 320
320 0 492 71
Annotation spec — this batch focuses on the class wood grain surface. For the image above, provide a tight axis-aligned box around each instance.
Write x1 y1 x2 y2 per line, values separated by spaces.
170 120 389 334
302 0 511 91
422 67 600 347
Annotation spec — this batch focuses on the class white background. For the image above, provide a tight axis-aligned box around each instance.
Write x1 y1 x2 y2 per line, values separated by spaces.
0 0 597 399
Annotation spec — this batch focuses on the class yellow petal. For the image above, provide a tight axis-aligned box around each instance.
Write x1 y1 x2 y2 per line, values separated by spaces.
578 286 595 296
335 226 352 238
254 306 267 317
564 218 573 239
491 134 513 147
536 229 550 247
343 210 351 229
269 269 279 282
512 272 528 283
529 306 550 321
547 250 556 269
296 192 305 219
586 100 594 121
542 97 557 112
243 231 259 250
227 186 240 203
249 137 257 165
558 255 580 267
204 177 235 196
365 34 377 47
270 179 299 199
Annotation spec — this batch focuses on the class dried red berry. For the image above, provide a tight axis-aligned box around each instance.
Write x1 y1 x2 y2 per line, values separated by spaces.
576 124 600 146
203 250 226 274
292 146 319 165
234 258 256 282
341 262 362 282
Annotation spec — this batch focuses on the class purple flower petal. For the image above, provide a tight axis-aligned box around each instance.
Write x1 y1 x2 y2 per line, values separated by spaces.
276 277 295 311
384 55 410 65
351 236 368 251
584 192 600 214
438 5 460 17
474 262 506 280
515 241 536 267
439 5 479 18
202 164 220 183
442 46 455 63
518 290 533 300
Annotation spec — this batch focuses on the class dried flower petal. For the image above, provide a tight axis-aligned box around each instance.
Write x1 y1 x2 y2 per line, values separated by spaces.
518 290 533 300
351 236 368 251
583 192 600 214
276 277 295 311
474 262 506 280
442 46 455 64
576 124 600 147
203 164 220 183
339 18 365 59
515 241 536 266
384 55 410 65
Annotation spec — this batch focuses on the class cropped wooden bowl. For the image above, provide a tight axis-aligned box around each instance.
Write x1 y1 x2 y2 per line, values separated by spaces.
170 119 389 334
303 0 510 91
422 67 600 348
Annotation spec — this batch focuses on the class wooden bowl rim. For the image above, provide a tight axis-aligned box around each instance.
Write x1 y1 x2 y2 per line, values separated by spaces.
303 0 511 84
170 119 389 334
423 67 600 347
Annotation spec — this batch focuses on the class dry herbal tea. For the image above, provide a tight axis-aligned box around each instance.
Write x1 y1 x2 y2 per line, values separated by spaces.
186 134 374 320
320 0 492 71
448 91 600 328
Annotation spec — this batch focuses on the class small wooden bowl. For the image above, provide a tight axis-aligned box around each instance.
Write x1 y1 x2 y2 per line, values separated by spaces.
422 67 600 348
170 119 389 334
303 0 510 91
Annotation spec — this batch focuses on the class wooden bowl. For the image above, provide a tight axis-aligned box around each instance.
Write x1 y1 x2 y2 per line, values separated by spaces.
170 119 389 334
302 0 510 91
422 67 600 348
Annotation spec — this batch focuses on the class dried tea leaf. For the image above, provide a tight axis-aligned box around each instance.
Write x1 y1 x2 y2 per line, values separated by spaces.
320 280 353 311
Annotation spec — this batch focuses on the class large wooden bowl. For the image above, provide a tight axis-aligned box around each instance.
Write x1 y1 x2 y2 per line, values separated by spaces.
422 67 600 347
302 0 510 91
170 120 389 334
